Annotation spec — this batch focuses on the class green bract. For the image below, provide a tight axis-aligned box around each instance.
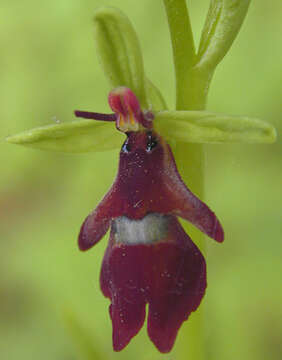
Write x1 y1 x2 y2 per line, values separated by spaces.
198 0 251 71
6 4 276 153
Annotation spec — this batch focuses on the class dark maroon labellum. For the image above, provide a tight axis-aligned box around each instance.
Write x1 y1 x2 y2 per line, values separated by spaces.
75 87 224 353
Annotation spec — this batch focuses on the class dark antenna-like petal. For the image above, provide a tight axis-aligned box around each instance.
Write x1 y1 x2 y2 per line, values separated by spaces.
74 110 116 122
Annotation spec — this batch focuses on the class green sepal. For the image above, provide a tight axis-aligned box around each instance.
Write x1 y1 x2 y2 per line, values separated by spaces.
155 110 277 144
197 0 251 71
6 120 123 153
94 7 148 108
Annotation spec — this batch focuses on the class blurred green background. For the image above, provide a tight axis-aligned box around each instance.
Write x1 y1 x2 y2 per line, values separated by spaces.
1 0 281 359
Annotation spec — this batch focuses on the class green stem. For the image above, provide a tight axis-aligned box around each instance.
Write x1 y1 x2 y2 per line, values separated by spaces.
163 1 206 359
163 0 210 110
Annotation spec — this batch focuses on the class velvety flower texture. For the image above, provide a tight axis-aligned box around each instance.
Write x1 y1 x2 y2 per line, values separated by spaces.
76 87 224 353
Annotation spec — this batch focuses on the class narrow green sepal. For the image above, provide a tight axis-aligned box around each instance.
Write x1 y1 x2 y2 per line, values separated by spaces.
94 7 148 108
197 0 251 71
6 120 123 153
155 110 277 144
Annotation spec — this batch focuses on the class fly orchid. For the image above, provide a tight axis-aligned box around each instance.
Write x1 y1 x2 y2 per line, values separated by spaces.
75 86 223 352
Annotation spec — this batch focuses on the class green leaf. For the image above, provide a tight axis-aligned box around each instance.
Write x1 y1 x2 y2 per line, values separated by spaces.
94 7 148 108
197 0 251 71
155 110 277 144
6 120 124 153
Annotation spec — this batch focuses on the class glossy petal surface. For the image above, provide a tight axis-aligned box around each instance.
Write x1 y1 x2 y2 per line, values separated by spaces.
100 215 206 352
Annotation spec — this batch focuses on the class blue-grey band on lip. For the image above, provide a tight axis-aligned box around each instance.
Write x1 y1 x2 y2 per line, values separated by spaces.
112 213 169 245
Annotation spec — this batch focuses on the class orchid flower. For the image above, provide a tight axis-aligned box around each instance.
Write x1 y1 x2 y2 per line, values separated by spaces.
76 86 223 352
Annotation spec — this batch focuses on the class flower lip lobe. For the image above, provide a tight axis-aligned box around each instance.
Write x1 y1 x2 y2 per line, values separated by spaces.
101 215 206 353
